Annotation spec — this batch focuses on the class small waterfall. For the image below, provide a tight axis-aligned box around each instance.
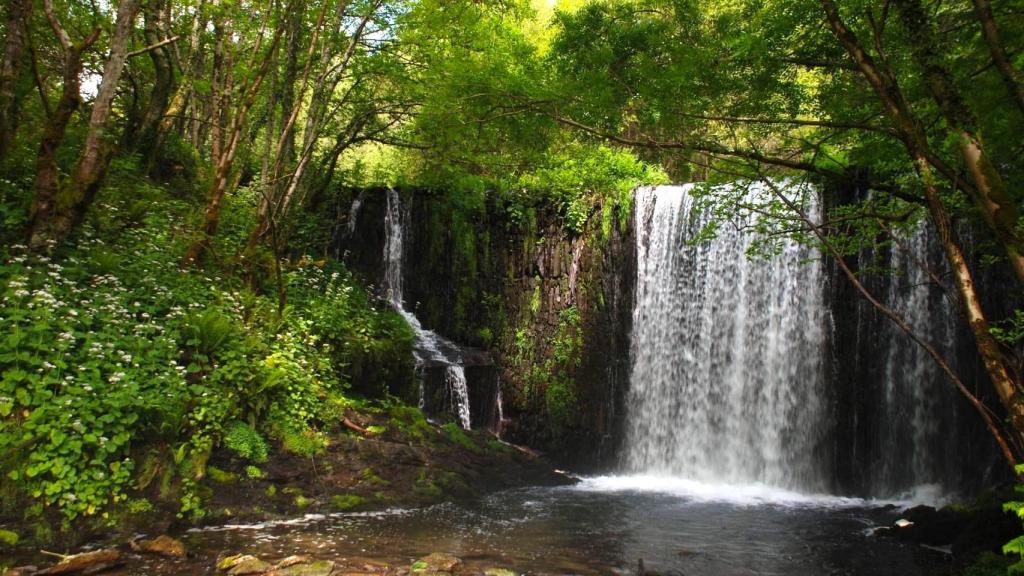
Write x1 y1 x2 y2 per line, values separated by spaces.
494 387 505 436
444 366 472 430
332 191 366 257
383 189 472 429
625 183 828 491
863 223 962 495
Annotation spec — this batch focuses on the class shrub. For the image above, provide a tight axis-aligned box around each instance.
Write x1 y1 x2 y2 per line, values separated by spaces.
223 422 269 463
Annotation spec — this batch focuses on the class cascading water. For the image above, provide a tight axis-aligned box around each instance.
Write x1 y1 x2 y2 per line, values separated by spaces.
623 182 1000 499
625 183 828 491
383 189 472 429
859 223 963 496
444 366 472 430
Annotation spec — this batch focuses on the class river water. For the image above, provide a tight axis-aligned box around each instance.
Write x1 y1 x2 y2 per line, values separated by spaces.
95 476 949 575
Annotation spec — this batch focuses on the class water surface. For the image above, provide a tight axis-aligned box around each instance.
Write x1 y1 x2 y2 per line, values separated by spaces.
119 476 952 575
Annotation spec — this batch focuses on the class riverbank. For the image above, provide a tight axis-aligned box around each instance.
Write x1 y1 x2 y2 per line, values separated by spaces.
0 404 571 574
4 475 1018 576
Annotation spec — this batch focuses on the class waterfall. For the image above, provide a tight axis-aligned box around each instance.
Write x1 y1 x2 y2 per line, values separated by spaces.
624 183 828 491
494 387 505 436
861 223 962 495
444 366 472 430
383 189 472 429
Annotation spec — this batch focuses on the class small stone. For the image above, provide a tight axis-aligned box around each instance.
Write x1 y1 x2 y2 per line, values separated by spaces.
411 553 461 573
130 535 187 558
484 569 516 576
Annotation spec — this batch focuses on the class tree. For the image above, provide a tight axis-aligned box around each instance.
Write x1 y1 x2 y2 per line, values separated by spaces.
540 0 1024 466
28 0 141 249
0 0 32 158
181 0 284 265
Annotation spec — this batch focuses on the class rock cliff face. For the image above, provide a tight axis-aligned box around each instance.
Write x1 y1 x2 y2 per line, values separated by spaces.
822 180 1013 496
338 184 1017 491
337 188 633 468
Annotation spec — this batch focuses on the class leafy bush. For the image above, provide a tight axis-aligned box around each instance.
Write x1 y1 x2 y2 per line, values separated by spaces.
515 142 668 235
0 177 420 523
223 422 269 463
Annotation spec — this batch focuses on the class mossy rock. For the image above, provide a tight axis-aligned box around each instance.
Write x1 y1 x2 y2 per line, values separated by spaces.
218 554 272 574
411 553 462 573
359 467 389 487
207 466 238 484
329 494 366 511
272 559 336 576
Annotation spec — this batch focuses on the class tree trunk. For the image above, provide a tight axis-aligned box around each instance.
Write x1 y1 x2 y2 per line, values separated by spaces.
209 11 226 163
28 46 89 250
970 0 1024 116
36 0 142 245
278 2 304 168
136 0 176 166
27 0 102 250
0 0 32 159
819 0 1024 461
892 0 1024 283
245 1 377 254
183 24 282 266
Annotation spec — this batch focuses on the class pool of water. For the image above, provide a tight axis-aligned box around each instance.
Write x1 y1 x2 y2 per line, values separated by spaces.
64 476 957 575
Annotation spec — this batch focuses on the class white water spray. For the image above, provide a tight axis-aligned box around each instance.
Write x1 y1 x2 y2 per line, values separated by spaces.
383 189 472 429
625 183 827 491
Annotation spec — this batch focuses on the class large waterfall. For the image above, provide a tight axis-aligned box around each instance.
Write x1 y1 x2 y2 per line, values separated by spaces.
383 189 472 429
624 184 829 491
623 183 1000 498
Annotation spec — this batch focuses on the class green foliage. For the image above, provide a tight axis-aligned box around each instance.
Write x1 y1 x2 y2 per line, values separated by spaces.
0 528 18 546
206 466 237 484
992 310 1024 347
183 308 238 359
964 552 1013 576
1003 464 1024 574
517 143 669 234
223 422 269 463
0 244 183 520
280 427 328 458
387 403 433 442
330 493 367 511
359 467 389 487
441 422 482 453
544 306 582 431
0 175 420 523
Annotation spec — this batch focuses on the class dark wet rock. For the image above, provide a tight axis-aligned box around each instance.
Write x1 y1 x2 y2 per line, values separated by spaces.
36 549 120 575
411 553 462 573
130 535 187 558
879 503 1020 557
